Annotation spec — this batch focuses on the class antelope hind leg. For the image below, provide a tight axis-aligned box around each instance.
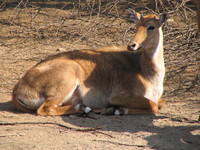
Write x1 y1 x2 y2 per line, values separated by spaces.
37 99 94 116
37 99 80 116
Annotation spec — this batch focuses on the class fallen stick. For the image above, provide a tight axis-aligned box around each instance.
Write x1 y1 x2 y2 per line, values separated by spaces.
0 121 102 132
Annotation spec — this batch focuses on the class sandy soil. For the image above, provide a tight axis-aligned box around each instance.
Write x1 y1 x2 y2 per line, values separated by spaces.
0 1 199 150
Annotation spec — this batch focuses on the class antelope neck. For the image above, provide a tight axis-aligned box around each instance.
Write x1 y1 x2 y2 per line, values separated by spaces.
140 27 164 77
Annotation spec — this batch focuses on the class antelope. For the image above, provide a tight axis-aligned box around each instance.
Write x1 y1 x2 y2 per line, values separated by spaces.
12 10 168 116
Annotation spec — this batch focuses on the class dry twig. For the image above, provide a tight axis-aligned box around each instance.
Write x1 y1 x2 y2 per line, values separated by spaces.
0 121 102 132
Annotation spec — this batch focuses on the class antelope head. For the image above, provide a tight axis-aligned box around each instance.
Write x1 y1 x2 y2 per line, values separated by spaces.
128 9 168 54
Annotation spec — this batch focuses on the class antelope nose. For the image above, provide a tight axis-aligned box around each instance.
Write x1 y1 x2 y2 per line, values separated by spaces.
129 43 139 51
131 43 137 49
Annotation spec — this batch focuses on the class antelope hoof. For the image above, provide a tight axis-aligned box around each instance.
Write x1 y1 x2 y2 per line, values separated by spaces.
100 107 115 115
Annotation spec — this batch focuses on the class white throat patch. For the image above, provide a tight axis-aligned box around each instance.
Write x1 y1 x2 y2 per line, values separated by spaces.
144 27 165 103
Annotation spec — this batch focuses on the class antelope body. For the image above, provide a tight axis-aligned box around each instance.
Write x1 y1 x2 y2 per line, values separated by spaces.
12 11 167 116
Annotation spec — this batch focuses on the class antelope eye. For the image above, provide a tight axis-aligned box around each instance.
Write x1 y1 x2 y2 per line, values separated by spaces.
147 26 155 30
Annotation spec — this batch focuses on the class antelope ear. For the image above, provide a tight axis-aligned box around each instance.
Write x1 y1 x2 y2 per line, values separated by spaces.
129 9 142 23
158 13 168 26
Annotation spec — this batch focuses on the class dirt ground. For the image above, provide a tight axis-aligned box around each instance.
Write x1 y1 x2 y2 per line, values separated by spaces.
0 1 199 150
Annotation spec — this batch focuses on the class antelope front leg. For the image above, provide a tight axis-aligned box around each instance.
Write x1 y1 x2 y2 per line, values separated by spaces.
114 107 156 115
116 98 166 115
109 95 159 115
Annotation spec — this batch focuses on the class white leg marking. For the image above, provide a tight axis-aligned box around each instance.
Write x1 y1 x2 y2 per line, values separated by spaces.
114 110 120 115
84 107 92 113
74 104 81 110
124 109 129 115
